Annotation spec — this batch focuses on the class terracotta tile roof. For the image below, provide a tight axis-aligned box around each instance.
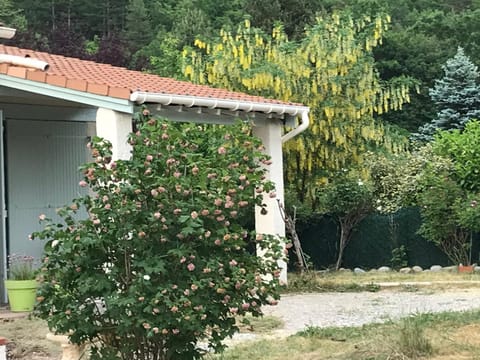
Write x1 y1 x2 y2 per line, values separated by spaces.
0 45 301 107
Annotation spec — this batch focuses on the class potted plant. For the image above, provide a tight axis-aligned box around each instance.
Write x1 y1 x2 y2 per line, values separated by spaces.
4 254 37 312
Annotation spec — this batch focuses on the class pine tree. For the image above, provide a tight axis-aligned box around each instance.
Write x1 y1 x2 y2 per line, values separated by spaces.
415 47 480 141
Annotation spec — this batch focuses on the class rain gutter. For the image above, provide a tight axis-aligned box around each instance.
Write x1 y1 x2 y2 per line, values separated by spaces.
0 54 49 71
130 91 310 142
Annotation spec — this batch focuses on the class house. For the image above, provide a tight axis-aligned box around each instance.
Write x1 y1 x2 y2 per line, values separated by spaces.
0 43 310 300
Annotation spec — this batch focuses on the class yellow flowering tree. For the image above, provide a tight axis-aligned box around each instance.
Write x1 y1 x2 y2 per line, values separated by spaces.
183 11 415 209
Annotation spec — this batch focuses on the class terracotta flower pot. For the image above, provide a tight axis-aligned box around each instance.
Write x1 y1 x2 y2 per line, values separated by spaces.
458 265 474 274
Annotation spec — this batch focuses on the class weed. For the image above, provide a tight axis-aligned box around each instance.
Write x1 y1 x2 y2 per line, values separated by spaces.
395 316 433 358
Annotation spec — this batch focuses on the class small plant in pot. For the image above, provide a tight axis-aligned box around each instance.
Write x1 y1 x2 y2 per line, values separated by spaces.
4 254 38 312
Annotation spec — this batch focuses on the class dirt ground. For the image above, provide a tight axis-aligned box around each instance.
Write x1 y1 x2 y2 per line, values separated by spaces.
5 286 480 359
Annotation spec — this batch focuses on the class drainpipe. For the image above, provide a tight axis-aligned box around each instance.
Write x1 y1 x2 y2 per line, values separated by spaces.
130 91 310 142
0 54 49 71
0 26 15 39
281 109 310 143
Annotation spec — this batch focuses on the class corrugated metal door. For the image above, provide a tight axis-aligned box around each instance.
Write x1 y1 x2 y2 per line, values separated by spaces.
5 120 91 262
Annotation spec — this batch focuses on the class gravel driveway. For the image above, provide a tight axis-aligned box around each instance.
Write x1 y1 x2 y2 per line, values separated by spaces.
259 287 480 337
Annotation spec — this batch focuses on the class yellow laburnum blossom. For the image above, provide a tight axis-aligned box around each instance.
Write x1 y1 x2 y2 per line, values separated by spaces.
184 11 413 205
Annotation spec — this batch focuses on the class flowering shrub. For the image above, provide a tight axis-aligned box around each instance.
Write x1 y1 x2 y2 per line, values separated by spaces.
7 254 36 280
32 111 285 359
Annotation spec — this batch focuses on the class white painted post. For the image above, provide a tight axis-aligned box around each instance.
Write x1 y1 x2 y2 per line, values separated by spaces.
0 337 7 360
95 108 132 160
253 120 287 283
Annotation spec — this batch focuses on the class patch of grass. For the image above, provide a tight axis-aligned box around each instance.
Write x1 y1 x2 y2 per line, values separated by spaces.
283 270 480 294
396 316 433 358
237 315 284 334
213 310 480 360
284 272 382 293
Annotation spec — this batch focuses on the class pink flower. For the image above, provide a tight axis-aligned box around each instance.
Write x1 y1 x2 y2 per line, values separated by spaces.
79 180 88 187
172 329 180 334
142 109 150 116
161 133 169 140
191 284 198 291
143 323 151 329
216 215 225 222
191 211 198 219
146 155 153 162
38 214 46 221
151 189 158 197
269 191 277 198
239 175 247 181
214 198 223 206
187 263 195 271
204 231 211 238
241 303 250 310
230 307 238 314
214 239 221 246
104 203 111 210
224 200 234 209
184 289 190 296
158 186 166 193
93 218 100 225
138 297 145 301
217 146 226 154
229 259 238 267
170 306 178 313
201 209 209 216
207 173 217 179
173 171 181 178
180 256 186 263
192 166 199 175
238 201 248 207
173 208 182 215
154 212 161 219
152 327 159 333
230 211 238 218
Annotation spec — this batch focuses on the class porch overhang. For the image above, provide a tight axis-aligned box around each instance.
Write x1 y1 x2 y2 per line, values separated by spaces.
130 91 310 143
0 75 133 114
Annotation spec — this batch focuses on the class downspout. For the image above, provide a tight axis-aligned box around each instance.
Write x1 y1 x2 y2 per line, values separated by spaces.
281 109 310 143
0 54 49 71
130 91 310 142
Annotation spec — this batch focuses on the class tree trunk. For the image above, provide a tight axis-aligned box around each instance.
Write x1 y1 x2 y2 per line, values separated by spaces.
278 201 308 272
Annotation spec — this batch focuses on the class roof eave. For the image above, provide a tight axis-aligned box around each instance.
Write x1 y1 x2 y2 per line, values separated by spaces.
130 91 309 117
0 74 134 114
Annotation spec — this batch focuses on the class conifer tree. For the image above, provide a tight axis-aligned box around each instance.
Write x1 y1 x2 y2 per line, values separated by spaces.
415 47 480 141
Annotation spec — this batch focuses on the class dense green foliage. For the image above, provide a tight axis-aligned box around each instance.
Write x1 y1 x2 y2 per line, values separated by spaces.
3 0 479 133
32 113 284 359
316 171 375 269
5 0 480 269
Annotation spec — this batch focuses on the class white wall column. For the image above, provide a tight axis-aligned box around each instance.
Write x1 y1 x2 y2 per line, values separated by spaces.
253 121 287 283
95 108 132 160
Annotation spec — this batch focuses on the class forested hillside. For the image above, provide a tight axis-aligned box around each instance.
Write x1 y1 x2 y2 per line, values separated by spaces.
1 0 478 133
